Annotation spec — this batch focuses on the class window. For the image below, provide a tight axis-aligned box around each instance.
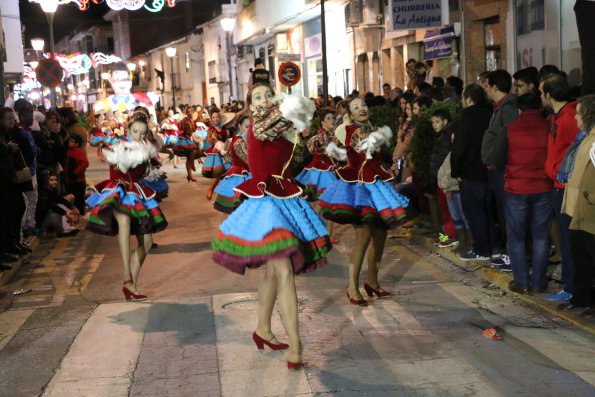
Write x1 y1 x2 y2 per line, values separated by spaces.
107 37 115 53
185 52 190 71
484 19 501 71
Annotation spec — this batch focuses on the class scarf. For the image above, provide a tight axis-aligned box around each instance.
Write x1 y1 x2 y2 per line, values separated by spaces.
557 129 588 184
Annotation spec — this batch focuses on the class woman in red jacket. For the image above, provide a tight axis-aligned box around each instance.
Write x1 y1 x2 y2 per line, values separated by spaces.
64 134 89 214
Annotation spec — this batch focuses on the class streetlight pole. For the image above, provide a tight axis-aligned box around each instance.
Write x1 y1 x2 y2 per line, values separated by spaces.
165 47 177 110
321 0 329 107
220 16 236 104
39 0 59 109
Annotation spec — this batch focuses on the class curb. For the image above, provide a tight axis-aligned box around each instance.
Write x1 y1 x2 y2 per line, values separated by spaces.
0 236 39 288
407 233 595 337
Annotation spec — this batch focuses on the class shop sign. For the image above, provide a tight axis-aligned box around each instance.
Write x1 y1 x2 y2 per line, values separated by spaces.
278 62 301 87
278 54 301 63
389 0 448 31
423 26 455 60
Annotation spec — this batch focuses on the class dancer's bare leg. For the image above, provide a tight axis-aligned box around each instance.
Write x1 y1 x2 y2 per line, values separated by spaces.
127 233 153 292
173 155 179 168
255 262 279 341
206 176 222 200
272 257 300 363
367 226 388 289
186 152 197 181
114 212 132 285
347 225 372 298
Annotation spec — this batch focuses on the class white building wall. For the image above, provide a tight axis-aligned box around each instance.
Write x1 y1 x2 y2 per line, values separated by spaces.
1 0 24 74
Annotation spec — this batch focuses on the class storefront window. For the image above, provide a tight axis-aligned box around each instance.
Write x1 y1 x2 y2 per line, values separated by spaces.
515 0 581 85
561 0 581 86
485 20 501 71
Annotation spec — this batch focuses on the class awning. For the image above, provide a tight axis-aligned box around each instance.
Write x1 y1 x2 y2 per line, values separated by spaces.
423 26 455 60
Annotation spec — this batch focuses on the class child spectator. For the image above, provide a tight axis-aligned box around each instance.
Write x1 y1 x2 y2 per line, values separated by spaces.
429 109 458 248
63 135 89 214
39 174 80 237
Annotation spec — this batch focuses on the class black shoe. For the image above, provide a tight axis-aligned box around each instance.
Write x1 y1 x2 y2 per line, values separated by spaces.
508 280 529 295
16 242 32 253
57 229 80 238
0 264 12 271
0 253 18 263
6 245 28 256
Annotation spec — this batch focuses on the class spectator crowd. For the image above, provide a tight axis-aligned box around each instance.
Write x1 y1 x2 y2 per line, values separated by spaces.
1 59 593 317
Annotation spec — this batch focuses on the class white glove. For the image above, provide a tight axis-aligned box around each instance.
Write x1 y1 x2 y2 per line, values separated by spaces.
326 142 347 161
278 93 316 131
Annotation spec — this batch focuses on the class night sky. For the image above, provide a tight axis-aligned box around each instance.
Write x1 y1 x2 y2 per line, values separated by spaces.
19 0 110 47
19 0 229 56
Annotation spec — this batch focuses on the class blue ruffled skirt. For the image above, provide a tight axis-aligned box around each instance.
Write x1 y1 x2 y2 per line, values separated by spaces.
163 135 178 146
202 153 226 178
212 196 332 275
319 179 409 229
296 169 338 201
213 173 252 213
140 178 169 200
86 185 167 236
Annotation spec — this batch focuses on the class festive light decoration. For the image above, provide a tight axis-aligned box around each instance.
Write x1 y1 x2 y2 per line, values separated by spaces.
54 53 93 76
91 52 123 68
29 0 176 12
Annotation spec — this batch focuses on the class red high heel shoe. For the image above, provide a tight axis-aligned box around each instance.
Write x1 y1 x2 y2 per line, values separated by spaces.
363 283 392 298
287 361 303 370
123 282 147 301
186 176 197 182
252 332 289 350
346 291 368 306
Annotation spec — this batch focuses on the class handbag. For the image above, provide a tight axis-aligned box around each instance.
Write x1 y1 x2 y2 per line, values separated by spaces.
12 151 32 184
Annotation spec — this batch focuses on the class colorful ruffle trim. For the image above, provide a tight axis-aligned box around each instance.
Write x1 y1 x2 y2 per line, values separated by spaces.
213 173 251 214
202 153 227 178
212 229 331 275
319 179 408 229
86 185 168 236
295 169 338 202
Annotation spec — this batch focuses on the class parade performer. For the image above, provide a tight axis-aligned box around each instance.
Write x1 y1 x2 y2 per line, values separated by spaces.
86 112 168 301
136 107 169 201
319 97 408 306
89 100 114 147
295 108 339 243
213 114 251 213
211 84 332 370
160 109 180 146
202 110 229 179
204 111 234 200
172 117 199 182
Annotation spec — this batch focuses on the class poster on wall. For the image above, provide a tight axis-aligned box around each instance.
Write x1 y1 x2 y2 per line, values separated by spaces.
389 0 449 31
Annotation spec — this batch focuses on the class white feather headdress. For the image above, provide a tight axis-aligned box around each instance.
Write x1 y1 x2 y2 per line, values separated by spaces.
103 141 157 173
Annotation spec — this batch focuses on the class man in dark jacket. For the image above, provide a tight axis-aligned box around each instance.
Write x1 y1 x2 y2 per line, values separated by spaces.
451 84 495 261
504 92 553 294
481 70 518 267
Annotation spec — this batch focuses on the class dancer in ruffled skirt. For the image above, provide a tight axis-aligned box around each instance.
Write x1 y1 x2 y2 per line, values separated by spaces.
86 112 168 301
319 97 408 306
212 84 332 369
213 114 251 213
296 108 339 242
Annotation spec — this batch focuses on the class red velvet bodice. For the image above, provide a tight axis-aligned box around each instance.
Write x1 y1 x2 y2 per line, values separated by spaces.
336 124 392 183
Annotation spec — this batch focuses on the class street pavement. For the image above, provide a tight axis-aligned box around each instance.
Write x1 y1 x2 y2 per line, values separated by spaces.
0 154 594 397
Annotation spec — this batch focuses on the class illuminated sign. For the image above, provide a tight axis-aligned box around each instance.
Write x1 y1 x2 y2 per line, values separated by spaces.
29 0 176 12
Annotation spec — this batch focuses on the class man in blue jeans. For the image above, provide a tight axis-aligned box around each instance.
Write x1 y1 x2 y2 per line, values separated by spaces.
481 70 519 269
504 93 553 294
540 73 580 302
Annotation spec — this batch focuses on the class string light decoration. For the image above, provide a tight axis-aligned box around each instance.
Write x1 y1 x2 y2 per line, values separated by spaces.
38 52 122 76
29 0 176 12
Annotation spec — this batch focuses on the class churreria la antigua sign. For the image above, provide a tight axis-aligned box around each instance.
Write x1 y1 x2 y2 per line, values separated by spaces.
389 0 449 31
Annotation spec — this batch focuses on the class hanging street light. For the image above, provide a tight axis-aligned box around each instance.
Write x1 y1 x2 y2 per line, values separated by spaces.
165 47 177 110
38 0 59 108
